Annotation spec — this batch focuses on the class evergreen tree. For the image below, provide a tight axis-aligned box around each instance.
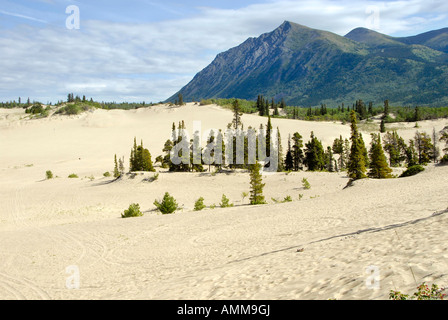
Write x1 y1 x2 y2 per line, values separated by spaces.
203 130 216 172
326 146 335 172
154 192 178 214
114 154 120 178
383 131 407 167
130 137 138 171
130 138 155 172
332 135 345 169
380 119 386 133
292 132 304 171
232 99 243 130
176 93 184 106
285 134 294 171
405 140 418 167
359 133 369 168
162 139 173 168
368 102 373 115
249 162 266 205
414 106 421 122
118 156 125 174
383 100 390 119
141 148 155 172
265 116 272 158
194 197 206 211
280 98 286 109
414 131 434 165
348 110 367 180
368 134 393 179
257 95 265 116
273 103 279 116
304 131 325 171
277 127 284 172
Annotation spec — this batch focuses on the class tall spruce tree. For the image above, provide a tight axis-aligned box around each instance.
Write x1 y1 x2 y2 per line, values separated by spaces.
277 127 284 172
414 131 434 165
285 134 294 171
405 140 418 167
249 162 266 205
113 154 120 178
326 146 335 172
265 116 272 158
292 132 304 171
304 131 325 171
232 99 243 130
368 134 393 179
348 110 367 180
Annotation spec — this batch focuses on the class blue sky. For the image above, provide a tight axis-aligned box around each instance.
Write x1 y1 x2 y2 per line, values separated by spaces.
0 0 447 103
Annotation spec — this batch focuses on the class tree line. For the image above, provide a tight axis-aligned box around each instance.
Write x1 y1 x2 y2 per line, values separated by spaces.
113 100 447 181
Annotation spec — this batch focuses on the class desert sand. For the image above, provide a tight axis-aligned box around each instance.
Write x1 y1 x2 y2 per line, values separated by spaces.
0 103 447 300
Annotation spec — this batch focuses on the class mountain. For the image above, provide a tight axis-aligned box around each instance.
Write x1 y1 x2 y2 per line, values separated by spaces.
168 21 448 107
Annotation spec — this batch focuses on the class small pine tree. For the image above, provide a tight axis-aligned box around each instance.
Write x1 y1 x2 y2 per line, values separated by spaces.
302 177 311 190
46 170 53 179
219 194 234 208
249 162 266 205
154 192 178 214
118 156 125 174
368 134 393 179
348 110 367 180
194 197 206 211
121 203 143 218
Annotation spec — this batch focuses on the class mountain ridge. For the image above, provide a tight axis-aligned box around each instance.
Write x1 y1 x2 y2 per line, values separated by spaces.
168 21 448 107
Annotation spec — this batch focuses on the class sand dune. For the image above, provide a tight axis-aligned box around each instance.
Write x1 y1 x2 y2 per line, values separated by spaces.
0 103 447 300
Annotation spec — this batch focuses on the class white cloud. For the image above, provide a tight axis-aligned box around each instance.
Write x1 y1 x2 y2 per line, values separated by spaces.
0 0 446 102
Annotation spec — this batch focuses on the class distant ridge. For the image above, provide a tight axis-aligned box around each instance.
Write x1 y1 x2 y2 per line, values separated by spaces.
168 22 448 107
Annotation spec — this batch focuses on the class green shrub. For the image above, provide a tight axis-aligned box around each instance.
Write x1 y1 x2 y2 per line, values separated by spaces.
400 165 425 178
103 171 111 177
46 170 53 180
154 192 178 214
219 194 234 208
390 283 446 300
121 203 143 218
68 173 78 178
283 195 293 202
194 197 206 211
302 178 311 189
